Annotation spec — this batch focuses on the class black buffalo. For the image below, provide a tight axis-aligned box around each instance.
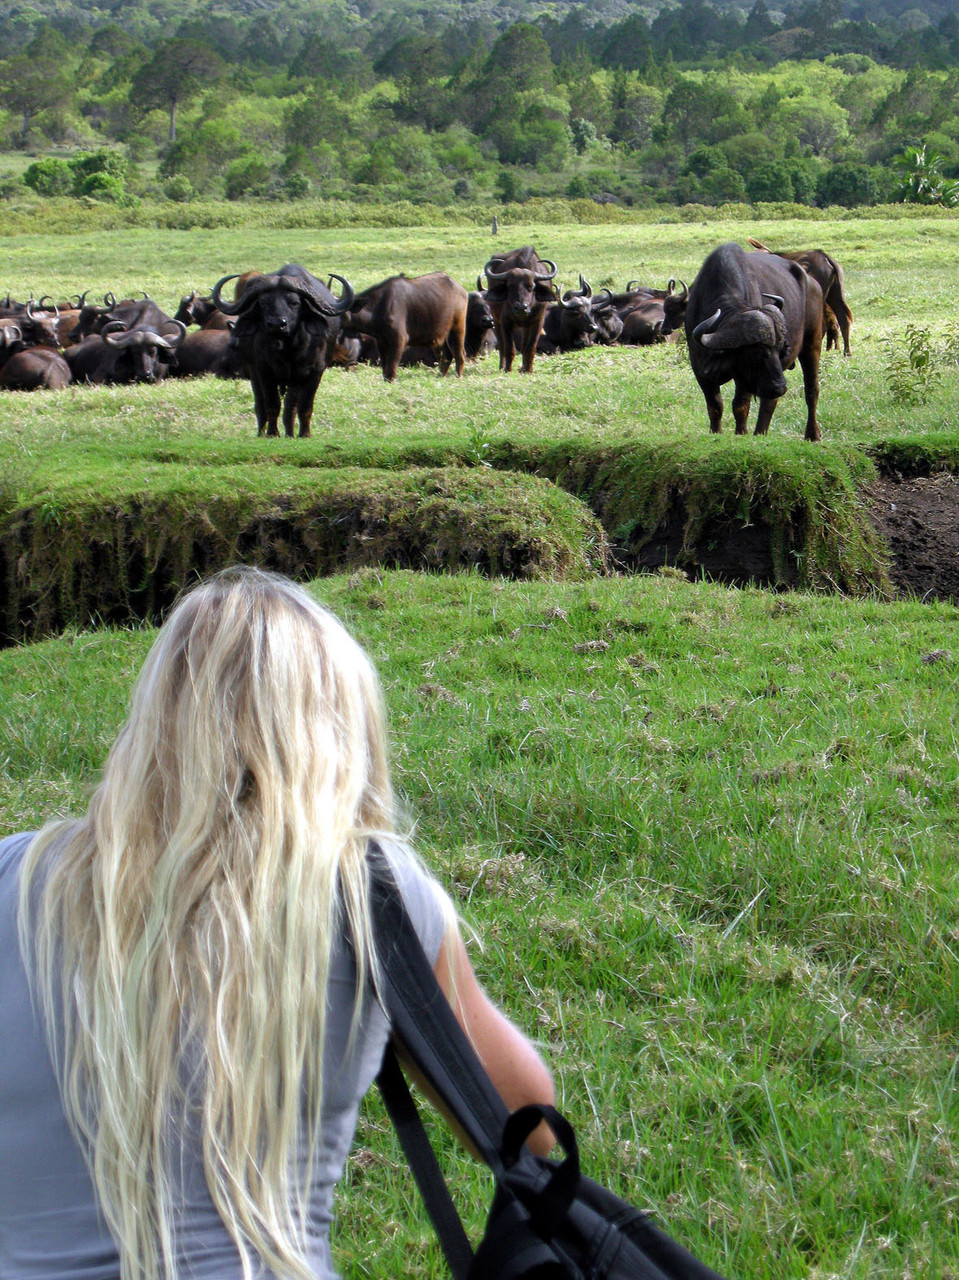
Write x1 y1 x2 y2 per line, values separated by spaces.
483 246 557 374
212 264 353 437
344 272 468 381
685 242 824 441
64 319 187 385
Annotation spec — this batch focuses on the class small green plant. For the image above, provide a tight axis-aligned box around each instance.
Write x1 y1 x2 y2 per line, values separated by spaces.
882 324 942 406
465 419 492 468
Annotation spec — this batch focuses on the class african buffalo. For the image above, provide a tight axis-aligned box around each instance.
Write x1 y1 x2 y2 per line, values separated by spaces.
747 238 852 357
344 272 467 381
168 328 240 379
483 246 557 374
64 320 187 385
0 346 72 390
685 242 823 441
212 264 353 437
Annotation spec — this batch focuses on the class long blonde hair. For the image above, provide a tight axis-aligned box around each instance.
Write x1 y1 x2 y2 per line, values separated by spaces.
19 567 399 1279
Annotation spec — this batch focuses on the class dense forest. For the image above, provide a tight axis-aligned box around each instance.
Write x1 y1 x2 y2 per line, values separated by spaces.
2 0 958 208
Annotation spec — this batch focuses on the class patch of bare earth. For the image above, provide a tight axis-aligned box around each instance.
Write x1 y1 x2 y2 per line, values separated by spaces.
865 472 959 604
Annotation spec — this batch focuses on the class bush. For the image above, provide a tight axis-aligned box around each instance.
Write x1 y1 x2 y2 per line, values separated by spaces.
0 174 24 200
163 174 194 203
816 162 879 208
284 172 311 200
23 157 73 197
76 172 126 202
224 154 273 200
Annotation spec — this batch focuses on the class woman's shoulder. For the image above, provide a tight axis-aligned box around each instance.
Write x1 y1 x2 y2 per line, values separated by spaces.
0 831 36 884
372 836 453 966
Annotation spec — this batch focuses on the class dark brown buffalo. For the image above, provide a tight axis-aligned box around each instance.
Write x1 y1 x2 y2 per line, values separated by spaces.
0 346 72 390
483 246 557 374
536 279 616 354
212 264 353 437
174 291 232 331
685 242 824 441
168 328 240 379
65 320 187 385
344 272 468 381
70 292 178 344
747 238 852 357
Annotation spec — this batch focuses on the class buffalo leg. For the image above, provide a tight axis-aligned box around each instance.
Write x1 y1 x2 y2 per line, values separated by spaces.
754 397 779 435
732 385 752 435
379 331 405 382
251 372 280 437
442 315 466 377
798 343 821 442
519 326 538 374
287 374 321 438
498 320 515 373
702 386 723 433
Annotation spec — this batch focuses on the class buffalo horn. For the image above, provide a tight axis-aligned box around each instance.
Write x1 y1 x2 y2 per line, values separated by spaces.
104 292 116 308
692 308 722 339
591 289 614 312
537 259 558 280
666 277 676 294
484 261 509 281
762 293 785 310
0 324 22 346
626 280 640 293
210 274 250 315
326 273 354 314
672 280 689 301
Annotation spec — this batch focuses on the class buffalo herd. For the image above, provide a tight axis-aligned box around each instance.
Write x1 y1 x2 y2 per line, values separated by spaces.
0 238 852 440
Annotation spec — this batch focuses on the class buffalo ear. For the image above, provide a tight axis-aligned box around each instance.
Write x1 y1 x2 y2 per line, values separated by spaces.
700 309 778 350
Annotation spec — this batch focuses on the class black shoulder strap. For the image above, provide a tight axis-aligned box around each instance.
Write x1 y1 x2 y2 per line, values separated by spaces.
369 852 511 1163
369 852 512 1277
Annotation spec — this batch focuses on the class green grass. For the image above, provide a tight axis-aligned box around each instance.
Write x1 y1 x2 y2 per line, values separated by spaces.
2 569 957 1277
2 214 959 1274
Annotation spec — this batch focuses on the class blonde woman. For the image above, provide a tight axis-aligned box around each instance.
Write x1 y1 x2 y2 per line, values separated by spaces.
1 566 553 1279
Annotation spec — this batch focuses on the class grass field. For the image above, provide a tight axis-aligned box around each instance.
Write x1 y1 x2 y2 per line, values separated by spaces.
1 212 958 1277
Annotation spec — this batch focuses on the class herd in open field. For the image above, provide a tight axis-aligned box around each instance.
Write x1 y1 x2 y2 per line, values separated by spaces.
0 235 853 443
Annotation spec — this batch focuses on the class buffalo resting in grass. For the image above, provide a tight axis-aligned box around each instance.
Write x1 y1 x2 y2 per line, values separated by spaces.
685 242 824 442
212 264 354 437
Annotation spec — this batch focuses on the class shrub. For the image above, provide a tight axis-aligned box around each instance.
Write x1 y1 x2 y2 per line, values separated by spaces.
816 162 879 207
882 325 941 406
224 154 273 200
284 172 311 199
23 157 73 196
76 172 126 202
163 174 194 203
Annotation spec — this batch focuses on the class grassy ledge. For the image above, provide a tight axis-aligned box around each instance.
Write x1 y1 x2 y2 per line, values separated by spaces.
0 466 609 643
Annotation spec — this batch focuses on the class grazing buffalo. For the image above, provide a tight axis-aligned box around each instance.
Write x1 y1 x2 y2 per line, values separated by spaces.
483 246 557 374
212 264 353 437
685 242 824 441
747 238 852 357
344 272 467 381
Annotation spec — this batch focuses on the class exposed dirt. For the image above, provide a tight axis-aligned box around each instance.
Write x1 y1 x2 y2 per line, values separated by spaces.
863 472 959 604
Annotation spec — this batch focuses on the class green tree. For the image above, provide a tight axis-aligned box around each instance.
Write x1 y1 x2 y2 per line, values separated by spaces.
130 39 225 143
1 32 75 146
894 143 959 205
816 160 879 206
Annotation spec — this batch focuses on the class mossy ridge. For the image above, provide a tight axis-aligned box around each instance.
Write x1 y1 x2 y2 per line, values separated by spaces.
868 436 959 477
0 466 609 644
477 436 891 596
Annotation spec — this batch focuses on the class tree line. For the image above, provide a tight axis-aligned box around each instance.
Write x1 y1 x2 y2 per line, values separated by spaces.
2 0 959 210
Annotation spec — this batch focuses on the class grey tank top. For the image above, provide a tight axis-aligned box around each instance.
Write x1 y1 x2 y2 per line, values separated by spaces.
0 831 446 1279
